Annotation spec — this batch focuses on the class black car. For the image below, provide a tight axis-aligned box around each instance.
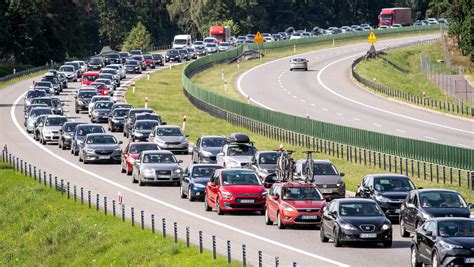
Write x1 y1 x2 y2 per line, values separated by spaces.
151 54 165 66
194 46 207 57
248 151 279 188
320 198 392 247
356 174 416 219
400 189 472 238
111 102 133 113
58 122 85 150
124 108 154 138
118 52 130 63
165 50 181 63
124 60 141 74
104 53 122 65
180 164 223 201
130 55 146 70
411 218 474 267
88 57 104 70
75 90 98 114
191 136 227 164
108 108 130 132
130 119 160 142
178 49 191 61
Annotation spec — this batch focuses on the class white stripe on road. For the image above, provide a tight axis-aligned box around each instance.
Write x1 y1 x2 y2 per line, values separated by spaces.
423 136 437 140
396 129 407 133
352 118 361 121
456 143 471 148
373 123 382 127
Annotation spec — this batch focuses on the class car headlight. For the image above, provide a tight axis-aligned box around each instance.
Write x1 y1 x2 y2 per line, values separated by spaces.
375 195 391 203
282 205 296 212
201 150 213 157
174 169 182 174
114 148 121 151
64 134 72 139
226 161 240 168
92 110 99 115
142 168 154 175
439 241 463 250
421 212 432 220
222 191 233 200
77 100 83 105
134 132 143 137
44 129 52 135
156 139 165 145
336 182 345 188
193 183 206 189
340 223 357 231
85 149 95 153
381 224 391 230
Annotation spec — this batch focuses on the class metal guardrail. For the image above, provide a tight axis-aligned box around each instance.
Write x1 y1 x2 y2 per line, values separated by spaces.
352 40 474 117
0 65 49 83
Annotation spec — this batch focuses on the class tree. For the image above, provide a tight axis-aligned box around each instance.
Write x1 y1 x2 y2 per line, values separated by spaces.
122 22 153 51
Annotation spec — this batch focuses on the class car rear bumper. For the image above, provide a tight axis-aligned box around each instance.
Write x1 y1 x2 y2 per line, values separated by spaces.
339 229 392 243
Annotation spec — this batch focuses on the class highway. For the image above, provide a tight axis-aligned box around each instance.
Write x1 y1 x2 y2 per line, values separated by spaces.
238 34 474 149
0 35 461 267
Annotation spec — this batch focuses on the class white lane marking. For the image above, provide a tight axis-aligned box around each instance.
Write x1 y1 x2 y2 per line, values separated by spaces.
10 94 347 267
293 95 297 99
373 123 382 127
287 92 292 95
424 136 437 140
352 118 361 121
311 103 316 107
457 143 471 148
316 53 474 135
301 99 306 103
336 113 342 116
321 108 328 111
396 129 407 133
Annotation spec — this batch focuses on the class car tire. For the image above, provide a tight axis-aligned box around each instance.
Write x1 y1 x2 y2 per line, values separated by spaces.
180 186 187 198
216 197 224 215
411 246 422 267
320 224 329 243
264 208 273 225
75 108 79 114
138 176 144 186
304 68 308 71
400 218 410 237
79 153 83 162
290 68 293 71
277 212 285 229
58 140 62 149
183 150 189 155
383 240 392 248
74 149 79 156
431 251 440 267
188 188 196 202
204 196 212 211
126 167 132 176
333 228 342 247
132 172 137 183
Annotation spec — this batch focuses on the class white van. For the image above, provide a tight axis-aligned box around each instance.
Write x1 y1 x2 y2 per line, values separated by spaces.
172 34 192 49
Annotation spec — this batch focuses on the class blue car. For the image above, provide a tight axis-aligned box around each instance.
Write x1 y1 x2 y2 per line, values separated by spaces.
71 124 105 156
180 164 223 201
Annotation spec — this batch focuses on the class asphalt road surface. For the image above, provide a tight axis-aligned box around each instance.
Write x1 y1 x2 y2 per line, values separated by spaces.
0 41 444 266
238 34 474 149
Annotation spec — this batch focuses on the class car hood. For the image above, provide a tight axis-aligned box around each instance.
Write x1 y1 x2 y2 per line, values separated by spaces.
141 163 180 170
221 185 265 194
284 200 325 209
158 136 186 143
192 177 210 184
86 144 120 150
340 216 387 227
227 156 253 164
314 175 343 185
135 129 152 134
377 191 408 200
201 147 221 155
44 126 62 131
259 164 277 172
424 208 470 218
94 108 111 113
439 237 474 249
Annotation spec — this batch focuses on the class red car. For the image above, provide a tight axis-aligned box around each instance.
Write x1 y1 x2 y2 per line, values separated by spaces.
89 82 108 95
204 169 267 215
81 72 100 86
143 54 155 69
121 142 161 175
265 182 325 229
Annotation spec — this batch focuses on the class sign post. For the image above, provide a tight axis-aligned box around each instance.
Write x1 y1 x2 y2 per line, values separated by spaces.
367 31 377 58
254 32 264 59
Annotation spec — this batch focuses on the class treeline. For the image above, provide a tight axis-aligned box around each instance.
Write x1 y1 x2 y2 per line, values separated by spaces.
0 0 470 66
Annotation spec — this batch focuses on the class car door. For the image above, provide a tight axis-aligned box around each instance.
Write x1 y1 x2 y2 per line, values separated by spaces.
121 144 129 169
207 172 219 205
133 153 143 177
417 221 436 263
322 202 336 237
182 167 190 191
407 194 420 231
216 146 226 166
268 185 280 220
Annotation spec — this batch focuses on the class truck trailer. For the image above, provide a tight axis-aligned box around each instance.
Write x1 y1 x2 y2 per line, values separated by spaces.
209 26 231 44
379 8 412 27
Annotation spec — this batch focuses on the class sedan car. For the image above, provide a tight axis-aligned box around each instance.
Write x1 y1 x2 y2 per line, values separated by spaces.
75 90 98 114
178 49 191 61
121 142 161 175
248 151 279 188
124 60 142 74
130 119 160 142
88 57 104 70
79 133 122 164
320 198 392 247
131 150 183 186
191 135 228 163
90 100 114 123
124 108 154 138
59 65 77 81
38 115 68 144
180 164 223 201
399 189 471 238
148 125 189 154
289 57 308 71
58 122 85 150
88 96 111 117
205 43 218 54
356 174 416 219
411 218 474 267
151 54 165 66
265 182 325 229
71 124 106 156
26 107 53 133
165 50 182 63
108 108 130 132
204 169 267 215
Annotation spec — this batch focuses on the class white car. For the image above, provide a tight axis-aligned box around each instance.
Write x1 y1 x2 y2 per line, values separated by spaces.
216 133 256 168
290 33 302 39
88 95 111 117
218 42 231 51
263 37 274 42
107 64 126 79
391 24 402 28
73 60 88 74
59 65 77 82
203 37 217 45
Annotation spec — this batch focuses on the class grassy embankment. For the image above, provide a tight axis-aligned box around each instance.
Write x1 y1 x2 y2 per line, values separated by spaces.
0 69 47 90
0 162 238 266
126 62 473 203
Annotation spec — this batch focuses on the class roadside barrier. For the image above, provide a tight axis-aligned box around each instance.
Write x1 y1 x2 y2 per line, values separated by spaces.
352 39 474 117
0 149 294 266
0 65 49 83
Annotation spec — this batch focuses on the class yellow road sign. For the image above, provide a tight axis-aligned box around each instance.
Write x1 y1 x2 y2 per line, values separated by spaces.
368 31 377 43
254 31 264 44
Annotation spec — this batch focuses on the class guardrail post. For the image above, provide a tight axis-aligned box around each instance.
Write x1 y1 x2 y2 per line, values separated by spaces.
112 200 116 217
88 191 91 208
212 235 216 259
80 187 84 204
275 256 279 267
96 194 99 211
358 148 362 164
60 178 63 192
141 211 145 230
417 161 420 178
151 214 155 233
378 152 381 169
258 251 263 267
242 244 247 266
104 197 108 215
186 226 190 247
449 168 453 184
162 218 166 237
44 172 47 186
394 157 397 173
131 207 135 226
67 182 70 198
173 222 178 242
227 240 231 263
458 169 461 187
423 162 427 180
122 204 125 222
383 154 386 170
442 166 446 184
405 158 408 176
363 149 366 165
34 166 36 180
20 159 23 174
199 231 203 253
293 262 297 267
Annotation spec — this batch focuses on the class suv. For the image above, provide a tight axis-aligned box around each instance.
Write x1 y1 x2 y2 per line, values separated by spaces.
216 133 257 168
75 90 98 114
88 57 104 70
108 107 131 132
124 60 141 74
38 115 68 144
265 182 325 229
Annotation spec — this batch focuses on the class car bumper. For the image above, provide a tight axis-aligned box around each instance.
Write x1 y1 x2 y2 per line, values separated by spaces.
189 187 206 198
440 251 474 266
339 229 392 242
110 121 124 130
158 144 188 152
132 134 150 141
379 204 402 218
84 152 121 162
62 138 72 146
43 133 60 141
280 211 322 225
290 63 307 69
220 198 266 211
142 173 181 183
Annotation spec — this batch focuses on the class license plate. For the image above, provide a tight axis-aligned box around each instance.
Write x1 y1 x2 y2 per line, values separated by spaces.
360 233 377 238
98 156 109 159
157 175 170 178
465 258 474 263
196 192 201 196
240 199 254 203
301 215 318 220
395 209 400 213
321 189 332 194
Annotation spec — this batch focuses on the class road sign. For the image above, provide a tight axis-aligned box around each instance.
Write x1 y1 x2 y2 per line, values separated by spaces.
368 31 377 43
254 32 264 44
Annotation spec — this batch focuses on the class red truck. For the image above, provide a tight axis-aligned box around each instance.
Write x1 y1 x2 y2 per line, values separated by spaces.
379 8 411 27
209 26 231 44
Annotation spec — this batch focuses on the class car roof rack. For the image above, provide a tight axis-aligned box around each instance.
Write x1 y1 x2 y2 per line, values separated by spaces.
227 133 251 144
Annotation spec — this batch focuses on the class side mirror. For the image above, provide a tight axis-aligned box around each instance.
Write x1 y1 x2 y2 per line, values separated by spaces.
425 230 433 236
407 203 416 209
183 173 189 177
330 211 338 217
468 203 473 209
178 160 183 163
80 142 85 147
272 195 279 200
118 141 123 144
340 173 345 177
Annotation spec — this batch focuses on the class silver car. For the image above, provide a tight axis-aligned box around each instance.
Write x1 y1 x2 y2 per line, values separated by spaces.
79 133 122 164
90 100 114 123
59 65 78 81
132 150 183 186
148 125 189 154
26 107 53 133
38 115 68 144
289 57 308 71
88 95 112 117
108 64 126 79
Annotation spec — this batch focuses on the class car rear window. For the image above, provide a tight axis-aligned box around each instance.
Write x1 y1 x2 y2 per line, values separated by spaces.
77 126 105 136
156 127 182 136
46 117 67 126
130 144 160 154
27 90 46 98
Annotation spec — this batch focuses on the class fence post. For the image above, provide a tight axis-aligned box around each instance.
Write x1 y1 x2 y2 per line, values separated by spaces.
199 231 203 254
122 204 126 222
162 218 166 237
60 178 63 192
227 240 231 263
275 256 279 267
242 244 247 266
186 226 190 247
80 187 84 204
49 174 52 189
212 236 216 259
383 154 386 170
141 211 145 230
442 166 446 184
131 207 135 226
173 222 178 242
449 167 453 184
458 169 461 187
67 182 70 198
423 162 426 180
96 194 100 211
258 251 263 267
103 197 107 215
151 214 155 233
112 200 116 217
34 166 36 180
88 190 91 208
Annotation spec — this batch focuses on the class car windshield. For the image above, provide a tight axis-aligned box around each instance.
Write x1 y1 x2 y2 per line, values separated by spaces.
94 102 113 109
380 14 392 20
143 55 152 59
174 39 188 45
32 98 52 106
152 54 162 59
179 50 188 54
83 75 98 81
60 66 74 72
114 104 132 110
292 58 306 62
77 126 104 136
30 109 52 117
96 79 111 85
106 54 119 59
259 153 279 164
102 69 115 74
420 191 467 208
36 82 51 87
340 203 384 217
126 61 138 66
27 90 46 98
64 123 81 132
86 135 117 144
206 44 217 48
119 52 129 57
51 98 61 107
130 144 160 154
142 153 176 163
374 177 415 192
226 145 256 156
202 138 227 148
135 121 158 130
221 170 260 186
314 163 338 175
192 166 221 178
168 50 178 55
100 74 113 79
90 58 102 64
438 220 474 237
156 127 182 136
78 91 97 98
45 117 67 126
114 109 129 116
282 187 323 200
92 97 110 103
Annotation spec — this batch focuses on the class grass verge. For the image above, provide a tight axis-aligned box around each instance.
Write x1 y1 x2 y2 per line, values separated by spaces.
0 69 47 90
126 64 473 203
0 162 238 266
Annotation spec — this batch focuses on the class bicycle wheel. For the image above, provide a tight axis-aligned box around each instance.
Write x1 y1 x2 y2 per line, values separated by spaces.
306 159 315 182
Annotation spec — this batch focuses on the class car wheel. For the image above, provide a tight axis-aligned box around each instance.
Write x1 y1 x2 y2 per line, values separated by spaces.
431 251 440 267
333 228 342 247
188 188 196 202
264 208 273 225
400 218 410 237
79 152 83 162
290 68 293 71
121 162 126 173
304 68 308 71
126 166 132 176
132 171 137 183
216 198 224 215
58 140 62 149
83 158 88 164
320 224 329 242
180 186 187 198
138 176 144 186
183 150 189 155
204 196 212 211
75 108 79 114
277 212 285 229
74 149 79 156
383 240 392 248
411 246 422 267
41 136 46 145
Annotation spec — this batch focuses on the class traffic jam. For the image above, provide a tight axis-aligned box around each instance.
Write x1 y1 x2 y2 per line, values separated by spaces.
22 26 474 267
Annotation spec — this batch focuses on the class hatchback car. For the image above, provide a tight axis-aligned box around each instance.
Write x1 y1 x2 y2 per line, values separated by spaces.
26 107 53 133
58 122 85 150
124 60 142 74
81 72 100 86
88 81 109 95
88 96 112 116
59 65 78 81
320 198 392 247
124 108 154 137
130 119 160 142
142 54 155 69
399 189 471 237
121 142 161 175
131 150 183 186
165 50 181 63
289 57 308 71
79 133 122 164
38 115 68 144
108 108 130 132
90 100 114 123
75 90 98 114
266 182 325 229
180 164 223 201
205 43 218 54
71 124 106 156
216 133 257 168
151 54 164 66
191 135 228 163
248 151 279 188
149 125 189 154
